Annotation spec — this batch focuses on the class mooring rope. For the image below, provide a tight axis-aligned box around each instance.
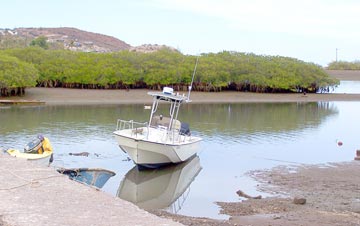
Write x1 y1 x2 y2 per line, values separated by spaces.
0 167 63 190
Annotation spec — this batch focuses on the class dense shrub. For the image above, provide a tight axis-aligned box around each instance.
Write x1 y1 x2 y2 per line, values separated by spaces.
0 53 38 96
327 61 360 70
0 48 339 95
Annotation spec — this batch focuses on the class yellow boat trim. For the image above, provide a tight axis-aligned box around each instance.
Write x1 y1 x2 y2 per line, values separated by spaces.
6 149 53 160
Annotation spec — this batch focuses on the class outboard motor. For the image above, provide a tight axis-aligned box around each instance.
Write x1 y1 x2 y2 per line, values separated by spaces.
24 136 43 154
180 122 191 136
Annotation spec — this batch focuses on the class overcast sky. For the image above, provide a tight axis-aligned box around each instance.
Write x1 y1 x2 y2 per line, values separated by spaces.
1 0 359 66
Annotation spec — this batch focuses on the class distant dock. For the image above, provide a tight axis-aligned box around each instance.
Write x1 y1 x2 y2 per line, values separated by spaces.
0 99 45 105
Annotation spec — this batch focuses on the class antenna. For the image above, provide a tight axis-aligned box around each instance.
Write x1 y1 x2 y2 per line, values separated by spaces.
187 56 199 102
336 48 338 62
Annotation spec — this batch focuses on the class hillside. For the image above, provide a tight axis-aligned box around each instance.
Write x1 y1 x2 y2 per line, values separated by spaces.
0 27 176 53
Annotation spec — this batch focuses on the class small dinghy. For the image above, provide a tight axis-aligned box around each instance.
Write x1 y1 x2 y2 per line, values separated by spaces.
5 135 54 166
58 168 116 189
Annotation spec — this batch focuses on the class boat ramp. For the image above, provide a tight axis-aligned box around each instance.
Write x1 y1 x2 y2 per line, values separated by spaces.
0 154 182 226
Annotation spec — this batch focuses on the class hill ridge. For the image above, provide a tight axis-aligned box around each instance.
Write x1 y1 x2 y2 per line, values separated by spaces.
0 27 176 53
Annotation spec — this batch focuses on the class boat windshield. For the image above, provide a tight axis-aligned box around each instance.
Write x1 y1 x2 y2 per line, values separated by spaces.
150 115 181 131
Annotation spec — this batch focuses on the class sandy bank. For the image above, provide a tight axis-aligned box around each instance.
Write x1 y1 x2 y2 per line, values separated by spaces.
326 69 360 81
3 87 360 106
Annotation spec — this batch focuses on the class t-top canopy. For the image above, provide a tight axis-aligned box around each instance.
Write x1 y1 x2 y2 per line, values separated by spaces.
147 91 188 103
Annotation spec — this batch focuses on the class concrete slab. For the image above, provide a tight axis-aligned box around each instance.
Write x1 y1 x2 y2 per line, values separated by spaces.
0 154 183 226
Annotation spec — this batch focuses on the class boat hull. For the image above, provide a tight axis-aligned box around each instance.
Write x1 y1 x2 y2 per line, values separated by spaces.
58 168 116 188
113 130 201 167
6 149 53 166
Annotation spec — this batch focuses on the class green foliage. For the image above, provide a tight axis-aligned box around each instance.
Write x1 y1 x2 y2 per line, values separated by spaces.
327 61 360 70
0 53 38 88
0 35 28 49
0 53 39 96
30 36 49 49
0 48 338 93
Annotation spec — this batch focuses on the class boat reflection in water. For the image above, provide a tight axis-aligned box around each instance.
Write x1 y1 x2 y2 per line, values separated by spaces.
117 155 201 213
58 168 116 189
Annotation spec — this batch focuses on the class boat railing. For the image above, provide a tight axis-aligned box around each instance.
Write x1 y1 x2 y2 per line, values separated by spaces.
169 128 186 143
116 120 148 136
148 125 189 144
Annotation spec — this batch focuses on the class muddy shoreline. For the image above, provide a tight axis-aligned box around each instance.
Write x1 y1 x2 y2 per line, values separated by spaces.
221 161 360 225
152 161 360 226
327 69 360 81
3 87 360 106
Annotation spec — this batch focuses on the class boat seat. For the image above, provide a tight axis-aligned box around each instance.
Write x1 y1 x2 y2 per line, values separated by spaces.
151 115 181 130
180 122 191 136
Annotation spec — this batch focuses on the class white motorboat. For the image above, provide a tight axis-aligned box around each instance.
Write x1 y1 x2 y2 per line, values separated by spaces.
113 87 202 168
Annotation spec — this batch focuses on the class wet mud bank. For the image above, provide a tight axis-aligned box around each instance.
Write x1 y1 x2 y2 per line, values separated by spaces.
158 161 360 226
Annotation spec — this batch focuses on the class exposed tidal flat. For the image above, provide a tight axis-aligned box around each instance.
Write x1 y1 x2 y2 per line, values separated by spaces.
5 86 360 106
1 70 360 225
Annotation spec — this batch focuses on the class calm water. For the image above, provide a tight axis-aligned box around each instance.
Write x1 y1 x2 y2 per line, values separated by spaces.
1 101 359 219
331 80 360 94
